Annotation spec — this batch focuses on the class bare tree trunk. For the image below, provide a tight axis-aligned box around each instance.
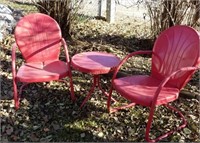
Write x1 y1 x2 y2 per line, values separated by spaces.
146 0 199 41
191 0 200 27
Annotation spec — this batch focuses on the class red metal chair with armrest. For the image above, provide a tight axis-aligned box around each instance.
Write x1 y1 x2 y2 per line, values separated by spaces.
107 25 200 142
12 13 75 109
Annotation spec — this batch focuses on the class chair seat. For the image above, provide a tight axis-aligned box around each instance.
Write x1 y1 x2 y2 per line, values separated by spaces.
17 60 69 83
113 75 180 106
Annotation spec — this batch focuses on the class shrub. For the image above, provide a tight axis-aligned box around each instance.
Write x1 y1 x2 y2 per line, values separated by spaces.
145 0 200 39
34 0 83 39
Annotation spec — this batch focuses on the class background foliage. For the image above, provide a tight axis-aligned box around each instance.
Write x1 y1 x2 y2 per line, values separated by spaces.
34 0 83 39
145 0 200 39
0 0 199 142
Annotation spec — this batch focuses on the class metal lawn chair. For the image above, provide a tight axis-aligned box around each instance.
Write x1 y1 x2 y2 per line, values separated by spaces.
107 25 200 142
12 13 75 109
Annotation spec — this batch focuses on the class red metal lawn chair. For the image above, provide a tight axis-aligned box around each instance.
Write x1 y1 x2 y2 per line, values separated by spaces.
12 13 75 109
107 25 200 142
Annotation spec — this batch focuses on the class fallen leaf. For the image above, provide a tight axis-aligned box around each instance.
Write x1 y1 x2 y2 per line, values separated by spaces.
80 133 85 138
97 132 104 137
6 126 13 135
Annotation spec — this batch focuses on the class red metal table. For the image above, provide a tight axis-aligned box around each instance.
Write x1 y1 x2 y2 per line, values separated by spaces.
71 51 121 108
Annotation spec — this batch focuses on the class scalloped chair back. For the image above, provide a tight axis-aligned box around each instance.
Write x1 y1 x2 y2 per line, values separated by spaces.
107 25 200 142
151 25 200 89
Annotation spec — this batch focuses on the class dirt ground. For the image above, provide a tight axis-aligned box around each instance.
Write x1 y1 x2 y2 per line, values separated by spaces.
1 0 200 142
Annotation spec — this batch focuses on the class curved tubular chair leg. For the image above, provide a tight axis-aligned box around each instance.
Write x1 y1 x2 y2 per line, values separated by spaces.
111 102 136 113
12 43 19 109
19 83 29 96
145 104 187 142
58 78 76 101
13 78 19 110
107 87 135 113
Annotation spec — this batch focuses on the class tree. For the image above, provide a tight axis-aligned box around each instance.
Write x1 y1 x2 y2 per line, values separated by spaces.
145 0 200 39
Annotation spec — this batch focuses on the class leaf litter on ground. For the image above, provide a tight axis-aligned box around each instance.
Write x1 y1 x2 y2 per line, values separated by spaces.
0 4 199 142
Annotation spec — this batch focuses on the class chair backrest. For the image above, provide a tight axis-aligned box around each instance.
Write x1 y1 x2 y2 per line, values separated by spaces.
14 13 62 63
151 25 200 89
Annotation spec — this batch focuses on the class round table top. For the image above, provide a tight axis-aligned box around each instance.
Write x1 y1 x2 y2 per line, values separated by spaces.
71 51 121 74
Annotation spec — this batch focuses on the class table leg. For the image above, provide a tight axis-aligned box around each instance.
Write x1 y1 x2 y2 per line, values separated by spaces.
80 75 98 108
80 75 117 108
97 76 117 102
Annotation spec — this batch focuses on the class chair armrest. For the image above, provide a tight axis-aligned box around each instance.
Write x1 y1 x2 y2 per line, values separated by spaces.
152 66 199 106
12 43 17 76
61 38 70 63
112 50 152 83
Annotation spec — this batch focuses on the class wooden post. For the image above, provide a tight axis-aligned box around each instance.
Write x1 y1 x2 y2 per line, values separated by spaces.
106 0 115 23
98 0 103 17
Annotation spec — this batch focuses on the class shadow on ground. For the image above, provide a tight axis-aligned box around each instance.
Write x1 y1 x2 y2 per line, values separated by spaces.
75 33 154 53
